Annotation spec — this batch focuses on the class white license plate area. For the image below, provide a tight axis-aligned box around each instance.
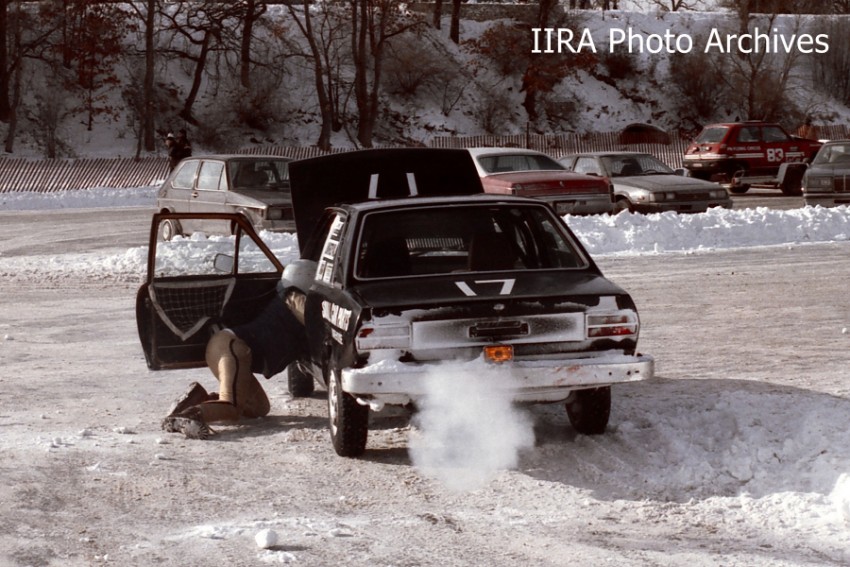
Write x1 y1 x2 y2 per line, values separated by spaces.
411 313 584 350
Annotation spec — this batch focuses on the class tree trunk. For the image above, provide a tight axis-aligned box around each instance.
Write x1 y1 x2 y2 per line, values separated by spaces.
240 0 264 89
3 20 21 153
433 0 442 29
179 30 212 124
143 0 156 152
0 0 10 122
449 0 461 44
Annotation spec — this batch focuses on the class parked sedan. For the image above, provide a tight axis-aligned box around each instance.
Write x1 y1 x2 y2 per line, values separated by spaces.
559 152 732 214
801 140 850 207
156 155 294 240
468 147 613 215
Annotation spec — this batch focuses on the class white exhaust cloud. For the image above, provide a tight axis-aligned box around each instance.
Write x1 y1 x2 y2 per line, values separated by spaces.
408 367 536 492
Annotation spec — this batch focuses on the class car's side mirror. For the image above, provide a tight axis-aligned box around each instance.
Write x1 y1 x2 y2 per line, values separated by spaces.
673 168 687 177
214 253 234 273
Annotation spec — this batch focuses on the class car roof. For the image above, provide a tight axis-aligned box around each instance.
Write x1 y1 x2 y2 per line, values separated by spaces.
467 147 549 158
700 121 780 129
562 151 651 158
183 154 293 161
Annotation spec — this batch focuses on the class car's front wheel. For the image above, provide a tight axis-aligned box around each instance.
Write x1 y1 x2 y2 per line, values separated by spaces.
613 198 633 214
158 219 181 241
287 361 314 398
328 367 369 457
565 386 611 435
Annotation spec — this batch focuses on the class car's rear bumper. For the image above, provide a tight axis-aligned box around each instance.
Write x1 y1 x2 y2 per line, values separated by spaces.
341 352 654 406
257 219 296 232
543 193 613 216
803 193 850 207
636 200 732 214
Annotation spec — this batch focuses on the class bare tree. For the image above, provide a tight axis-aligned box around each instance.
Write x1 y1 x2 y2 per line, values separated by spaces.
287 0 348 150
648 0 698 10
158 1 248 124
350 0 423 147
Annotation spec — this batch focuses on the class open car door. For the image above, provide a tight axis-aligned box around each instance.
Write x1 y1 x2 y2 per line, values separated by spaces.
136 212 284 370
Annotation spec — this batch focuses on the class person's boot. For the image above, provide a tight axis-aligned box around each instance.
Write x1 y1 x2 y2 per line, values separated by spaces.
161 406 214 440
165 382 210 417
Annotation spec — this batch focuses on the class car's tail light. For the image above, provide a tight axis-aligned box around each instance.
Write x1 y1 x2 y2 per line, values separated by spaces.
586 313 638 338
356 323 410 350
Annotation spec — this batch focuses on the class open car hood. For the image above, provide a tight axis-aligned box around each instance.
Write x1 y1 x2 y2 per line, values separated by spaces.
288 149 483 252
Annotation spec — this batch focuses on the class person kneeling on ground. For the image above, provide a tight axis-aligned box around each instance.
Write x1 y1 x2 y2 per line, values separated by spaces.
162 283 306 439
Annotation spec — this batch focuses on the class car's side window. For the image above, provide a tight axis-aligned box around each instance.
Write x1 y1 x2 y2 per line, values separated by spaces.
736 127 760 143
763 126 789 142
315 214 346 286
172 161 198 189
574 157 602 176
197 161 224 191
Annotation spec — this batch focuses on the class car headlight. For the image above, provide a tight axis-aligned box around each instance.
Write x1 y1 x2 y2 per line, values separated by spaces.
805 176 833 189
266 207 283 220
710 189 728 199
631 189 652 202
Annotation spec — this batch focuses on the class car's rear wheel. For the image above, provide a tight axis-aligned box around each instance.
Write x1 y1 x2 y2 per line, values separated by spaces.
566 386 611 435
727 163 749 194
158 219 181 241
287 361 314 398
328 367 369 457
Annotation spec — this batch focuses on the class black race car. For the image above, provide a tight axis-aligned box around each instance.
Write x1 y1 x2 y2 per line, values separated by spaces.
137 149 654 457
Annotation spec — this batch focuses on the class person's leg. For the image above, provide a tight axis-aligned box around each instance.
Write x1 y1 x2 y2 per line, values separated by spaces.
199 330 247 423
201 330 270 421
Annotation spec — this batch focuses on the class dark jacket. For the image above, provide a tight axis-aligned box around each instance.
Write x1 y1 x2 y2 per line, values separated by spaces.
231 298 306 379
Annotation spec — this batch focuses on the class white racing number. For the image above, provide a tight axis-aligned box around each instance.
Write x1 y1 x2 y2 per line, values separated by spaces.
766 148 785 162
455 279 516 297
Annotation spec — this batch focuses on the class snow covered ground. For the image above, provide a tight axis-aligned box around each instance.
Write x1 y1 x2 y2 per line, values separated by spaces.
2 188 850 566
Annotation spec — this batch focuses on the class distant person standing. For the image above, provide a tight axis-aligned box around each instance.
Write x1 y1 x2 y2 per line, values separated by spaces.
175 129 192 161
165 132 181 171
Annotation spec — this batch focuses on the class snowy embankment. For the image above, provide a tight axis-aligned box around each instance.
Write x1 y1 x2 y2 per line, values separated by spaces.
2 186 850 282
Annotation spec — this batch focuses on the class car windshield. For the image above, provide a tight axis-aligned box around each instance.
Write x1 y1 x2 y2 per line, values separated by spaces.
695 127 729 144
228 159 290 190
477 153 565 174
812 143 850 165
355 204 587 279
601 154 674 177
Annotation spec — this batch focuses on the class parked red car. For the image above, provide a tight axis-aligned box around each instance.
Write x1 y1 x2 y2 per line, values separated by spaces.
682 121 822 195
467 148 613 215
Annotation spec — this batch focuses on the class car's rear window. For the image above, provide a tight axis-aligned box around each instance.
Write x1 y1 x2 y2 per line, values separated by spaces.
478 153 565 174
355 204 587 279
695 127 729 144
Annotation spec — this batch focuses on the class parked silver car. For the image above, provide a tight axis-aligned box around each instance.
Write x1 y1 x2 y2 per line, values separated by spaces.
801 140 850 207
559 152 732 214
156 155 294 240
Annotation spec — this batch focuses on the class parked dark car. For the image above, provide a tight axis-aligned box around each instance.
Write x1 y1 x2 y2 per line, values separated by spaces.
136 149 654 458
802 140 850 207
560 151 731 214
156 155 295 240
467 147 614 215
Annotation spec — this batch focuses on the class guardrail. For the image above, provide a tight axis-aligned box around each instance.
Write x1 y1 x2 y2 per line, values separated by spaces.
0 157 170 193
4 125 848 193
